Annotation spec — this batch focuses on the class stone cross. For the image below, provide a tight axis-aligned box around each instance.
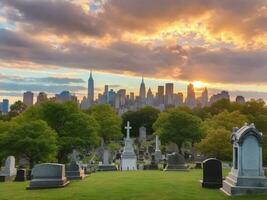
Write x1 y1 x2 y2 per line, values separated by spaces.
125 121 132 139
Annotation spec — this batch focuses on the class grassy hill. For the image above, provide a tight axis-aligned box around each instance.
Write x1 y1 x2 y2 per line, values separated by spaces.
0 170 267 200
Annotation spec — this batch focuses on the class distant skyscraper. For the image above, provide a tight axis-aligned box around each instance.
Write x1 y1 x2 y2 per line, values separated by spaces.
165 83 174 105
157 86 164 105
236 96 245 104
200 87 208 107
23 91 34 107
139 77 146 105
56 91 77 103
209 91 230 105
88 70 94 103
2 99 9 114
146 88 154 105
80 96 90 110
130 92 135 102
37 92 48 104
173 92 183 106
185 83 196 108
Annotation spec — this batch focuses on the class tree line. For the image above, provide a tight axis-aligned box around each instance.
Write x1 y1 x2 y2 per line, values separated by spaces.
1 98 267 167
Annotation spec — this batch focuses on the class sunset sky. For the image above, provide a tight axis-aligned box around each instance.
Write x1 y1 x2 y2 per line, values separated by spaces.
0 0 267 103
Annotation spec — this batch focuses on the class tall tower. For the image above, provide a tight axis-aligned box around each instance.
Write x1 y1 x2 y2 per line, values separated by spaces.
165 83 174 105
185 83 196 108
139 76 146 105
88 70 94 103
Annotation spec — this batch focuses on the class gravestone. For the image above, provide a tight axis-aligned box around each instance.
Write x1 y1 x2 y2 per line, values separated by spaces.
65 161 85 180
0 156 17 182
221 123 267 196
14 169 27 182
144 155 158 170
121 121 137 170
201 158 222 188
27 170 32 180
164 153 188 171
166 142 179 153
154 135 162 163
97 148 117 171
27 163 69 189
139 126 146 142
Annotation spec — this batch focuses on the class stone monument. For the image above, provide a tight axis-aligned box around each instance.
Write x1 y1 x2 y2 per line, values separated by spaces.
121 121 137 170
65 161 85 180
0 156 17 182
154 135 162 163
27 163 69 189
139 126 146 142
201 158 222 188
221 123 267 196
164 153 188 171
97 148 117 171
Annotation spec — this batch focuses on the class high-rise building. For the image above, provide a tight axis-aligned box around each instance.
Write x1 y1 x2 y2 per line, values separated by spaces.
56 91 77 103
88 70 94 103
130 92 135 102
139 77 146 105
37 92 48 104
236 96 245 104
157 86 164 105
116 89 126 108
1 99 9 114
80 96 90 110
165 83 174 105
200 87 208 107
23 91 34 107
146 88 154 105
185 83 196 108
209 91 230 105
174 92 183 106
108 89 116 106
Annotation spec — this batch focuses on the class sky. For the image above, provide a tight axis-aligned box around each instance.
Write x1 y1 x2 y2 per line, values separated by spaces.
0 0 267 104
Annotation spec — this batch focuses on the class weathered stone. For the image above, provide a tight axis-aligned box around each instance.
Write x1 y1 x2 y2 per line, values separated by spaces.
14 169 27 182
164 153 188 171
65 161 85 180
0 156 17 182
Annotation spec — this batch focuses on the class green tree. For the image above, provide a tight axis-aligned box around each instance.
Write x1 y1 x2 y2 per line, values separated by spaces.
153 108 202 154
9 101 27 117
0 120 57 168
85 104 122 144
197 111 248 160
121 106 160 137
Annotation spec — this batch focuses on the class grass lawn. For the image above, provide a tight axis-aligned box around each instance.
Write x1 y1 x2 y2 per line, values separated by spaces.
1 170 267 200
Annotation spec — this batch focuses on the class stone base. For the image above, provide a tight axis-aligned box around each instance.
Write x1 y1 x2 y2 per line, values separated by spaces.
97 165 117 172
221 173 267 196
200 180 222 189
14 176 27 182
164 164 189 171
27 178 70 190
66 171 85 180
0 175 15 182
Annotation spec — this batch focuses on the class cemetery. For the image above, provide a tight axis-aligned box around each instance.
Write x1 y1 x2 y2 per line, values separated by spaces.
2 102 267 199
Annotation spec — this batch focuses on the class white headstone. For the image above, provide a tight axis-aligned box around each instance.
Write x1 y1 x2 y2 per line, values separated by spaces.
103 149 110 165
155 136 162 163
0 156 17 177
139 126 146 142
221 123 267 196
121 121 137 170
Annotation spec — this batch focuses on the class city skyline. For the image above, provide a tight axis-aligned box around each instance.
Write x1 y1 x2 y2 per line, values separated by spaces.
0 0 267 104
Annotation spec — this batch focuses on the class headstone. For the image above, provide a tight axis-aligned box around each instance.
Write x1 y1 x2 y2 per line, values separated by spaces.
144 155 158 170
27 163 69 189
103 149 109 165
97 148 117 171
139 126 146 142
154 135 162 163
166 142 179 153
121 121 137 170
70 149 79 163
65 161 85 180
14 169 27 182
0 156 17 182
201 158 222 188
221 123 267 196
27 170 32 180
164 153 188 171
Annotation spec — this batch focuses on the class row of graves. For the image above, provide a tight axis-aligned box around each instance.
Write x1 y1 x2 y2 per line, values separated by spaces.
1 122 267 196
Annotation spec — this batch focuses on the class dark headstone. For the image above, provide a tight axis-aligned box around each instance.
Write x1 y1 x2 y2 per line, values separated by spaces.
202 158 222 188
65 161 85 180
144 155 158 170
14 169 27 182
27 163 69 189
164 153 188 171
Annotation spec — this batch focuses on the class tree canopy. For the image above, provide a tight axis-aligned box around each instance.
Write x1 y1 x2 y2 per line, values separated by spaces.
153 108 203 154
